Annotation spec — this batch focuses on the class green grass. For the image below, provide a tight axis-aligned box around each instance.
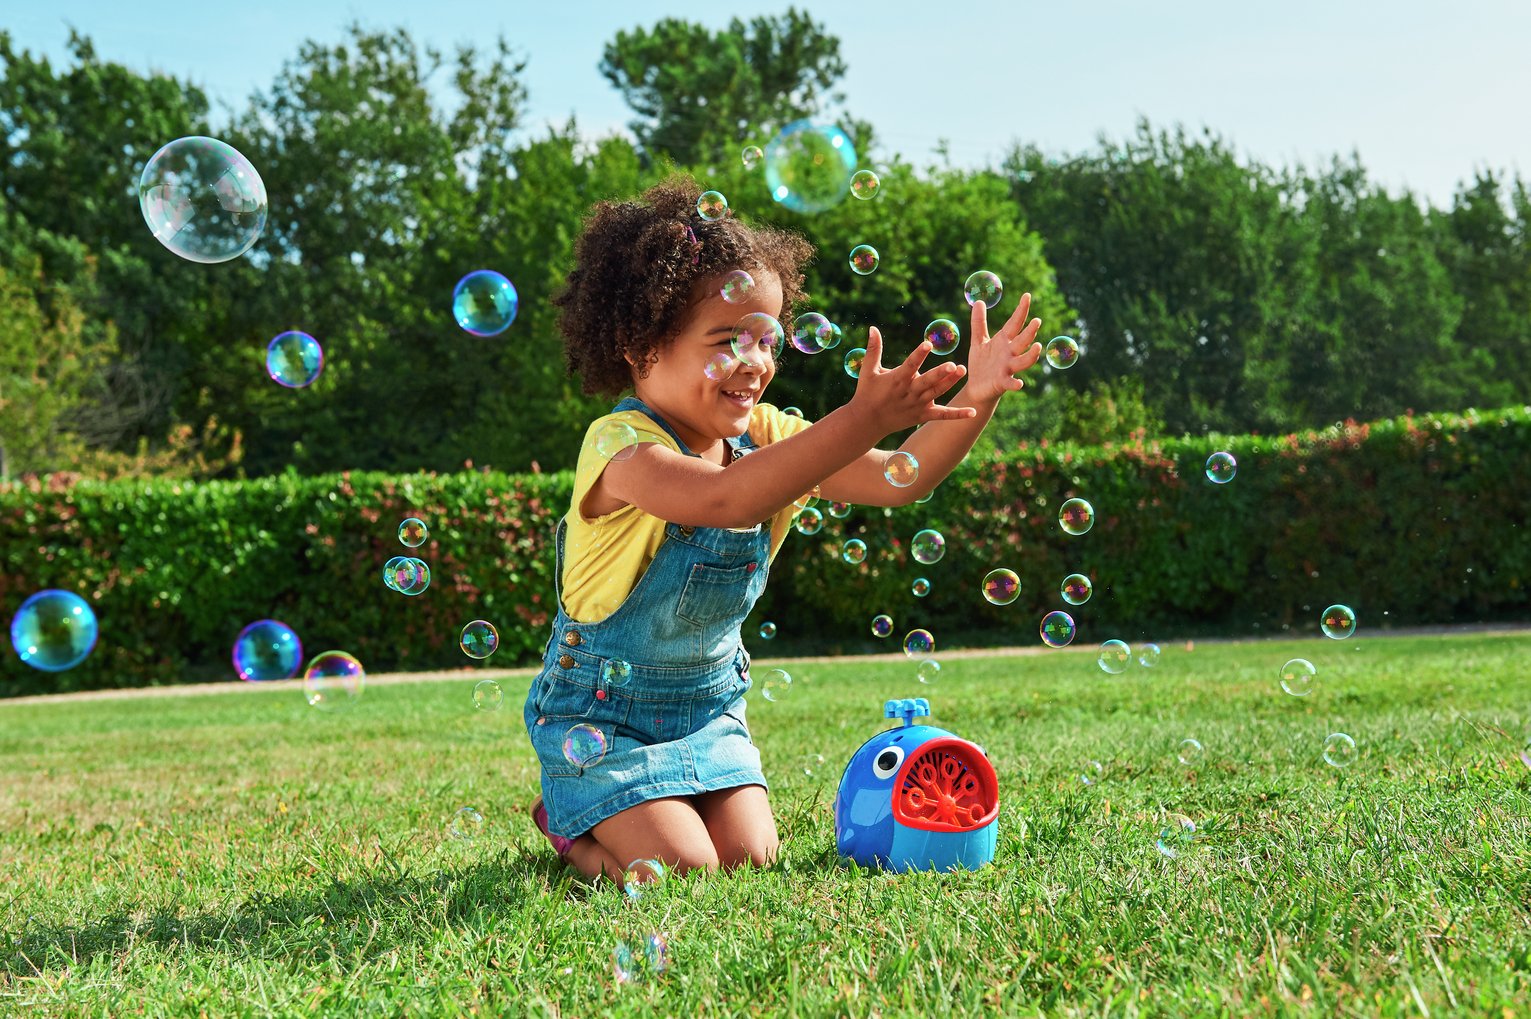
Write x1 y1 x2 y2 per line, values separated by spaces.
2 633 1529 1017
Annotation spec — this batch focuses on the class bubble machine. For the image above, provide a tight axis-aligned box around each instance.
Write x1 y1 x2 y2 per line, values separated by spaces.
834 698 999 872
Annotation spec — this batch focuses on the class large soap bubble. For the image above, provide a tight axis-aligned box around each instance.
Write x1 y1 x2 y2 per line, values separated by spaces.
138 136 267 264
763 121 857 214
10 589 99 672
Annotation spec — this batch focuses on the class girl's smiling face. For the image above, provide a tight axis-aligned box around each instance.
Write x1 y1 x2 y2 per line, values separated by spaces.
629 269 784 458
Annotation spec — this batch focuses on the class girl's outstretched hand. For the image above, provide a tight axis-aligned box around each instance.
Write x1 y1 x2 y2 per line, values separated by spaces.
964 292 1043 404
847 326 978 437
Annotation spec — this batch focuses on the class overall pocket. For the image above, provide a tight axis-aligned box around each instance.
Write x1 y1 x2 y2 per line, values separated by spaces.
676 559 756 627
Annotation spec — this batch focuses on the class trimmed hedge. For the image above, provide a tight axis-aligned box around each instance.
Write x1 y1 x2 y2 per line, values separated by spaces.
3 407 1528 696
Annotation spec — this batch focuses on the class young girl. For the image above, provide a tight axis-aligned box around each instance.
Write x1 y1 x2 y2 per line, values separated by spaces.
526 177 1044 883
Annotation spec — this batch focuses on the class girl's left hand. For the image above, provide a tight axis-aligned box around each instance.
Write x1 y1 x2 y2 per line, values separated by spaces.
963 292 1043 404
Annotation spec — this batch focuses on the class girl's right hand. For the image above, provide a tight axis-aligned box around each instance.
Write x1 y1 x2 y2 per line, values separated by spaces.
847 326 978 437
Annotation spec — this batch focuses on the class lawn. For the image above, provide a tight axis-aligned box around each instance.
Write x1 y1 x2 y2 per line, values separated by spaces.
2 632 1529 1017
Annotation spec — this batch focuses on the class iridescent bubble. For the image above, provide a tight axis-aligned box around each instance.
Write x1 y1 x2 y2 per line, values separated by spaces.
138 136 267 264
791 312 832 353
964 270 1003 309
915 491 933 505
1040 611 1076 648
399 558 431 596
602 659 633 687
843 347 866 378
1059 498 1095 536
924 319 960 356
794 507 824 535
612 931 671 984
884 452 919 488
472 679 503 711
399 517 428 548
982 568 1021 606
730 312 785 366
719 269 755 305
459 620 498 660
1080 760 1104 786
449 806 485 840
911 529 946 564
841 539 867 564
1321 604 1357 639
232 618 301 681
1045 336 1079 369
741 145 764 170
871 614 894 638
302 651 365 709
696 190 729 221
849 244 880 275
1155 814 1197 858
782 406 803 417
266 331 323 388
1205 451 1237 484
802 752 828 776
382 555 417 593
819 321 844 350
594 420 641 462
612 941 636 985
1323 732 1357 768
828 501 853 519
763 120 857 214
903 629 935 658
1137 643 1161 667
1280 658 1317 696
622 858 667 901
850 169 881 199
911 577 931 598
1060 574 1093 605
759 621 778 640
562 724 608 768
1176 738 1204 767
452 270 519 337
703 351 737 382
916 659 941 684
761 668 793 701
1098 640 1131 674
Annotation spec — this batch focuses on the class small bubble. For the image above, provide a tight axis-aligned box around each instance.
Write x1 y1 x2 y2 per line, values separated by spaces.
448 806 484 840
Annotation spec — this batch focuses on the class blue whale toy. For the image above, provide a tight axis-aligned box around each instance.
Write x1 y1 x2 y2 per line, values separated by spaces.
834 697 999 872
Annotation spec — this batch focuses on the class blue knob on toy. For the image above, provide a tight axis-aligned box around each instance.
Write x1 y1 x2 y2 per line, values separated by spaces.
833 698 1000 873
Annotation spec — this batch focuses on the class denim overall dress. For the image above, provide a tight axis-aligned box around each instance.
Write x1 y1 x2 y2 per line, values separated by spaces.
523 396 772 840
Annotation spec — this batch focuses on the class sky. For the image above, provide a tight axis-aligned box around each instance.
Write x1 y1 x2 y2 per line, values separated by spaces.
6 0 1529 206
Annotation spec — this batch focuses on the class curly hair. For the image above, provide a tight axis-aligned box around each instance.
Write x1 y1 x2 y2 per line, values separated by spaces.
554 175 815 398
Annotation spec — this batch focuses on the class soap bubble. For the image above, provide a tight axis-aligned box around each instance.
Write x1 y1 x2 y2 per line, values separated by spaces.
759 621 777 640
903 629 935 658
916 659 941 684
696 190 729 221
828 501 853 519
382 556 417 592
10 589 99 673
232 618 301 681
1098 640 1131 674
763 120 857 214
1280 658 1317 696
982 568 1021 606
1060 574 1093 605
1059 498 1095 536
843 347 866 378
794 507 824 535
884 452 919 488
1176 738 1204 767
1040 611 1076 648
802 752 828 776
1045 336 1079 369
1322 732 1357 768
761 668 793 701
602 659 633 687
911 529 946 564
399 517 428 547
448 806 485 840
1205 451 1237 484
850 169 881 199
964 270 1003 308
924 319 960 356
841 539 867 564
849 244 880 275
563 724 608 768
741 145 763 170
398 558 430 596
871 614 894 638
613 931 670 984
1137 643 1161 667
730 312 784 366
138 135 267 263
472 679 503 710
622 858 667 900
302 651 365 709
719 269 755 305
791 312 833 353
452 270 519 337
703 352 737 382
1155 814 1197 859
1321 604 1357 639
594 420 641 461
819 321 844 350
911 577 931 597
1080 760 1104 786
783 406 804 417
459 621 499 659
266 331 323 388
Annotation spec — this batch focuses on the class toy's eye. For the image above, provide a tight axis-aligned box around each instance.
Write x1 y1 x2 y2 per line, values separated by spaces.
872 746 905 779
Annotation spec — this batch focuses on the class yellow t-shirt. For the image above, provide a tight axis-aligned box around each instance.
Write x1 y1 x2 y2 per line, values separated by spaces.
560 403 813 623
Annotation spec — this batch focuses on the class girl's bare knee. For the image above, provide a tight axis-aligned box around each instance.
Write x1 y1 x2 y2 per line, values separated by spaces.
719 834 779 870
